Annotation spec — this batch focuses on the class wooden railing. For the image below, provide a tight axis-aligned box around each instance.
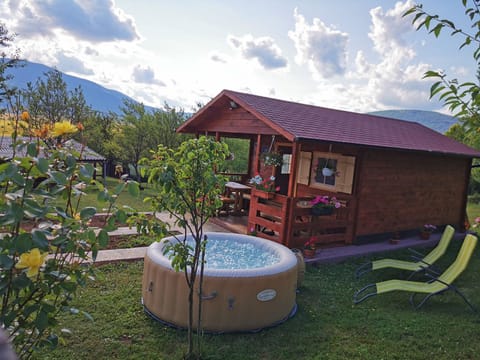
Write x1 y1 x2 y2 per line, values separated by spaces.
218 172 250 184
248 191 355 248
247 189 289 244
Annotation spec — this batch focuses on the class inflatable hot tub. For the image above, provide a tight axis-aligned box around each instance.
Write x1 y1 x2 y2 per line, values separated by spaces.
141 232 298 332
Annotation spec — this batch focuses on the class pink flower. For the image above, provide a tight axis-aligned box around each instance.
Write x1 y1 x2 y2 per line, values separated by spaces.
310 195 341 208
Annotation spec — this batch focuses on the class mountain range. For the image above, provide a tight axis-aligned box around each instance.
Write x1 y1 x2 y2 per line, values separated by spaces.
4 60 458 133
369 110 457 134
5 60 141 114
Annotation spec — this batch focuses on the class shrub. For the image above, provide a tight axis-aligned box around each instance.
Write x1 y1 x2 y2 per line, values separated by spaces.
0 121 139 358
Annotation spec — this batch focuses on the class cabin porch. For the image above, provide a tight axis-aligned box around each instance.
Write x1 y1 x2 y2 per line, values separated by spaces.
212 187 355 249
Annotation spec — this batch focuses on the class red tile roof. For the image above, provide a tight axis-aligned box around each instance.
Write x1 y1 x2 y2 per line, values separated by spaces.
224 89 480 158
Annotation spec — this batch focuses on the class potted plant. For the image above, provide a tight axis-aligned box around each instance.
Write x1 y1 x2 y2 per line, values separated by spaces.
420 224 437 240
249 174 280 199
260 151 283 167
303 237 317 258
310 195 341 216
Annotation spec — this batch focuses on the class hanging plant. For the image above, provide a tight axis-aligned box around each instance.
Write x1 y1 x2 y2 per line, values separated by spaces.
260 151 283 167
259 135 283 167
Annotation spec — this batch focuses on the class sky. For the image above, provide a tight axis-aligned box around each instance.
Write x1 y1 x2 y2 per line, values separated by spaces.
0 0 476 114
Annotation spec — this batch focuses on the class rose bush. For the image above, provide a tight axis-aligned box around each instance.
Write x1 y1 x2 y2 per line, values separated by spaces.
0 116 139 358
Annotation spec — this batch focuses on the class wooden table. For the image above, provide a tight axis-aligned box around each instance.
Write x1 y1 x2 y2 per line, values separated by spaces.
225 181 251 215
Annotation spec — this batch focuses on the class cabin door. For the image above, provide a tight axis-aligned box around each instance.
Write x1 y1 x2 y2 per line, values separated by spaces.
276 145 292 195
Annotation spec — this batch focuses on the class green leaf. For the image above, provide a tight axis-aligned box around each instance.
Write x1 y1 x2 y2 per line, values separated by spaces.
87 229 97 243
37 158 50 173
0 254 14 269
98 229 109 248
27 142 38 157
52 235 68 246
35 310 49 332
95 181 104 192
423 70 441 79
12 172 26 186
15 233 33 253
4 162 18 177
116 209 127 224
12 202 25 221
50 171 68 185
80 207 97 220
113 182 126 196
97 190 109 202
127 181 140 197
23 199 47 218
66 154 77 169
430 23 443 37
12 274 30 290
103 216 117 232
32 229 49 249
79 164 95 181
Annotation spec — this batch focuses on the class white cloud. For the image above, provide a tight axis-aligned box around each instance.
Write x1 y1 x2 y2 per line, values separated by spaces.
132 65 166 86
210 51 228 64
0 0 446 114
56 53 94 75
368 1 415 57
288 8 348 79
228 34 288 70
2 0 140 43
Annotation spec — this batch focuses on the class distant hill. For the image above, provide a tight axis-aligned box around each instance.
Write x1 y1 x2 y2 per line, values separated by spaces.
369 109 458 134
4 60 156 114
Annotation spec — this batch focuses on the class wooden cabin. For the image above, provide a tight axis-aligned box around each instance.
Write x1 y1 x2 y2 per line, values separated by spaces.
177 89 480 249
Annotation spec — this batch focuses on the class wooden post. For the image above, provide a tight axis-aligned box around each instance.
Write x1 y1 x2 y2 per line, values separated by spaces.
287 141 300 198
247 137 255 177
255 134 262 173
461 158 473 231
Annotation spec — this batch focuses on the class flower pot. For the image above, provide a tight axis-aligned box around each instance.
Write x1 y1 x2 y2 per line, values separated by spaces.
420 231 431 240
303 248 316 258
311 206 334 216
252 188 274 199
322 167 334 177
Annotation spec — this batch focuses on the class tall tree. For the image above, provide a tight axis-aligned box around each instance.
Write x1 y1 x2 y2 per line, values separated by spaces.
0 23 20 106
153 103 190 149
79 111 122 165
117 100 157 181
143 136 229 359
22 70 91 128
404 2 480 129
118 100 189 181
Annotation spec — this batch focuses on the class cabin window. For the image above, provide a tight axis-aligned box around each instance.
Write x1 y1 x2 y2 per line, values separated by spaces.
281 154 292 174
314 158 338 186
310 152 355 194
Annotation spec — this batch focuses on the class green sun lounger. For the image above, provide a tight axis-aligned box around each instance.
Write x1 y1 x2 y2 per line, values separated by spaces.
353 234 477 311
355 225 455 279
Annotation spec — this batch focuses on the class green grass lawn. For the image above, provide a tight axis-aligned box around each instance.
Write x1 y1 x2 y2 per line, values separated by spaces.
51 177 156 213
467 201 480 224
33 238 480 360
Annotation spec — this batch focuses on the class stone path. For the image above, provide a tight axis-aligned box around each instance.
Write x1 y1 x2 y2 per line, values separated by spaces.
94 217 226 264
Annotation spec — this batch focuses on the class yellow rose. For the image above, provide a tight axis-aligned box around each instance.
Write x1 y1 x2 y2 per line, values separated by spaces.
15 248 48 278
51 121 78 137
21 111 30 121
